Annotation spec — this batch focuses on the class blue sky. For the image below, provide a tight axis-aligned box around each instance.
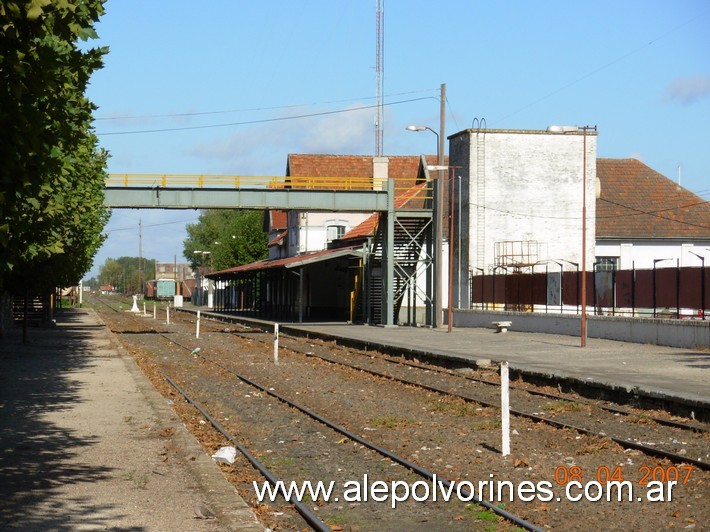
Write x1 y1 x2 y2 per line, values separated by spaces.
84 0 710 279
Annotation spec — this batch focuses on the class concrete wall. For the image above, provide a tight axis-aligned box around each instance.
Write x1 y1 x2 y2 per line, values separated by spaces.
449 128 597 309
452 309 710 349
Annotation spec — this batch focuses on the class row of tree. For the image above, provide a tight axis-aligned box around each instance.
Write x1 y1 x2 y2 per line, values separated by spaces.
183 210 268 272
83 210 268 294
85 257 158 294
1 1 109 328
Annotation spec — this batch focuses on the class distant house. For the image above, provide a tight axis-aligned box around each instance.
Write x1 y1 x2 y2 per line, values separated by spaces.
595 158 710 270
264 210 288 260
99 285 114 295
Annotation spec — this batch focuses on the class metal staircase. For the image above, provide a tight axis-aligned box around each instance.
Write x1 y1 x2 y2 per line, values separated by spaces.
356 208 434 325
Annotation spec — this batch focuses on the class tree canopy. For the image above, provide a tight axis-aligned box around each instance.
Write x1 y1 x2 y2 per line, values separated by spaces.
0 0 109 293
183 210 268 272
97 256 156 294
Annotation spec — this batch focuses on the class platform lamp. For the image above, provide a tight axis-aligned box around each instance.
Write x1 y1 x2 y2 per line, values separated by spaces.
556 259 580 314
653 258 672 318
550 124 596 346
406 124 444 329
688 251 706 320
578 125 596 347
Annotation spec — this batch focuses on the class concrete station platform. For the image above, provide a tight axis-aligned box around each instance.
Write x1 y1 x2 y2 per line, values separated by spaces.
0 308 263 531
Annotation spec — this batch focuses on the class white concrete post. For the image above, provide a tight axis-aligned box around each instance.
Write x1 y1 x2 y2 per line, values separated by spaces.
166 305 170 325
273 323 279 365
153 303 156 319
501 361 510 456
196 310 201 339
143 302 146 316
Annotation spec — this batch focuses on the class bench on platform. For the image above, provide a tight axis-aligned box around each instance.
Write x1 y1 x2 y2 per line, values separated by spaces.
492 321 512 333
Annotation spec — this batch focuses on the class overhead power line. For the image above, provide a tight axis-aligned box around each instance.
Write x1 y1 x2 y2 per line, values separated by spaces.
96 97 431 136
105 217 199 233
94 89 437 121
469 198 710 230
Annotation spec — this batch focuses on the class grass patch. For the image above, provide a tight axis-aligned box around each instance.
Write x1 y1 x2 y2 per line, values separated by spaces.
427 397 480 417
541 399 587 414
471 418 502 431
466 505 499 522
626 413 653 424
370 415 414 429
262 456 296 469
122 470 149 489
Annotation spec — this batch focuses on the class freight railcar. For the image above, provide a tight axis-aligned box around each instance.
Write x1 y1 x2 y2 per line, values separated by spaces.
145 279 177 300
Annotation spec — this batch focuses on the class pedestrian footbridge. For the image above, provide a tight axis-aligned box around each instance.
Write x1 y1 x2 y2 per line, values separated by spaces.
104 174 393 212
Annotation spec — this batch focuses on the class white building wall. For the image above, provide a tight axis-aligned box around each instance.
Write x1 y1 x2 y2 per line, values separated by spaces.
291 212 371 254
596 240 710 270
470 129 595 270
450 128 597 309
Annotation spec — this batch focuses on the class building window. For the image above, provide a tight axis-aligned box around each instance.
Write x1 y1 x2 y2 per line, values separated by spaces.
596 257 619 271
326 225 346 242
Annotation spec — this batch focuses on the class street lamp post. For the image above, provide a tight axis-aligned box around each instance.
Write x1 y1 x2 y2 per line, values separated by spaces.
555 259 580 314
688 251 706 320
653 258 672 317
579 125 596 347
472 267 485 309
406 124 444 329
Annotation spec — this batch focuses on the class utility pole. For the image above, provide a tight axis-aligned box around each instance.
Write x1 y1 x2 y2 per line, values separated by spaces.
435 82 446 327
138 218 143 294
375 0 384 156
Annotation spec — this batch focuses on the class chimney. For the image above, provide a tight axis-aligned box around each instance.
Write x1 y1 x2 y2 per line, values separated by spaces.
372 156 389 190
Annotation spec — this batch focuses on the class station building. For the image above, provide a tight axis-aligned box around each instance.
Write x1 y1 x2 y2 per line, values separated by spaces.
207 127 709 324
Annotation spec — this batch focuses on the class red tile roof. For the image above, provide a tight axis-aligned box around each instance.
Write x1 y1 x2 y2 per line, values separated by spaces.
338 182 432 243
596 158 710 239
209 246 361 276
286 154 437 188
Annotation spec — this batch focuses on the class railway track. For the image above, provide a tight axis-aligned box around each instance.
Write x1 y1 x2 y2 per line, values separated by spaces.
161 335 541 531
179 309 709 471
92 296 539 529
90 295 709 530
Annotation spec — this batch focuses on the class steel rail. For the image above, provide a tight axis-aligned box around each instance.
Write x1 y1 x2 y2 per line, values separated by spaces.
161 372 331 532
160 333 542 532
289 341 710 471
184 308 707 434
177 312 708 470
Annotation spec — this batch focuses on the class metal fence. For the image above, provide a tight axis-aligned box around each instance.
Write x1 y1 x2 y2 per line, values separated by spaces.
469 265 708 319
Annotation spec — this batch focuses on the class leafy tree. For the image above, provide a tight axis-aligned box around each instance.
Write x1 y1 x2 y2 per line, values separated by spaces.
0 1 109 295
98 257 156 294
183 210 268 272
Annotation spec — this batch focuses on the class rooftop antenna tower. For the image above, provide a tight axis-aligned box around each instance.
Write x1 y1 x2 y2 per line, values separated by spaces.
375 0 384 156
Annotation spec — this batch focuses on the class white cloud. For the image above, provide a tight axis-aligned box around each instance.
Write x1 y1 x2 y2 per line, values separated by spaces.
185 103 380 174
663 75 710 105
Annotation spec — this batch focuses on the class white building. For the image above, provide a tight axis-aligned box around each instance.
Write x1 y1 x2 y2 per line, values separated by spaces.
595 158 710 270
449 127 597 307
